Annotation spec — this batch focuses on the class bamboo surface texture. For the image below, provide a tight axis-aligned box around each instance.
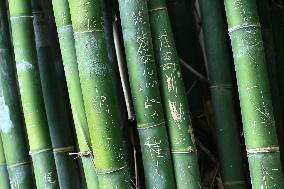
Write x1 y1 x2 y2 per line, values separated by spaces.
117 0 176 188
148 0 202 188
198 0 246 188
0 137 10 189
224 0 284 188
0 0 33 187
6 0 59 188
68 0 132 188
52 0 99 188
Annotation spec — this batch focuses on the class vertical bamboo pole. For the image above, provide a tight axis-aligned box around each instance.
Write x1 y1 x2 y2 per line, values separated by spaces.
0 137 10 189
256 0 284 167
117 0 176 188
224 0 284 187
6 0 59 188
30 0 80 188
68 0 132 188
0 0 33 187
148 0 201 188
198 0 246 188
51 0 99 188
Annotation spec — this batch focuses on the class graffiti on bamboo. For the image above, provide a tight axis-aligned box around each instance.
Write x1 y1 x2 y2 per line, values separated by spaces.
144 137 164 180
44 171 56 185
246 84 272 136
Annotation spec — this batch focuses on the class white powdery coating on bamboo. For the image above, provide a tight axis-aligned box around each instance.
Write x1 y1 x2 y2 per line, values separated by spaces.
0 91 13 134
16 61 34 72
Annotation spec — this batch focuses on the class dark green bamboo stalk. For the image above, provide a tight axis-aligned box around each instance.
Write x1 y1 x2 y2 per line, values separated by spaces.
68 0 132 188
6 0 59 188
51 0 99 188
117 0 176 188
166 0 205 114
0 137 10 189
0 1 33 188
198 0 246 188
30 1 80 188
224 0 284 188
148 0 201 188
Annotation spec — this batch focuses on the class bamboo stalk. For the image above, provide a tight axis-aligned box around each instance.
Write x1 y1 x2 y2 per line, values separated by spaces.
224 0 284 187
148 0 201 188
68 0 132 188
198 0 246 188
30 1 81 188
0 0 33 188
257 0 284 168
0 137 10 189
117 0 176 188
51 0 99 188
166 0 205 114
6 0 59 188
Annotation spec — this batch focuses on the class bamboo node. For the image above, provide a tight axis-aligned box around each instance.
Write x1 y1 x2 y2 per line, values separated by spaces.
29 148 53 156
171 149 197 154
10 16 34 20
137 121 165 130
7 161 30 169
210 84 233 89
74 29 104 35
69 150 92 159
96 164 127 175
53 146 74 153
228 23 261 34
223 180 246 186
148 7 167 12
247 147 280 155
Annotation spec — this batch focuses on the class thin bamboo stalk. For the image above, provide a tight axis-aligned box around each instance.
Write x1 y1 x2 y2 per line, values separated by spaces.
0 0 33 187
224 0 284 187
166 0 205 114
51 0 99 188
148 0 202 188
6 0 59 188
117 0 176 188
0 137 10 189
198 0 246 188
30 1 81 188
68 0 132 188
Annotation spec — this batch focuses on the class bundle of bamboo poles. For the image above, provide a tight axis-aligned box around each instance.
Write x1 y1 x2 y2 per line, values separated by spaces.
1 0 284 188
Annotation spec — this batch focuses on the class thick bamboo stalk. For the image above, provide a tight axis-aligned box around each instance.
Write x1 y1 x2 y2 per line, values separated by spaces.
51 0 99 188
0 0 33 188
257 0 284 167
198 0 246 188
30 1 81 188
0 137 10 189
148 0 201 188
68 0 132 188
117 0 176 188
6 0 59 188
224 0 284 187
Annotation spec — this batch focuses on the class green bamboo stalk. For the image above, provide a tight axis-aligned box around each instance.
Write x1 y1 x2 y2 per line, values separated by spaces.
6 0 59 188
0 1 34 188
0 137 10 189
51 0 99 188
148 0 201 188
224 0 284 188
68 0 132 188
30 1 81 188
117 0 176 188
257 0 284 167
198 0 246 188
166 0 205 114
